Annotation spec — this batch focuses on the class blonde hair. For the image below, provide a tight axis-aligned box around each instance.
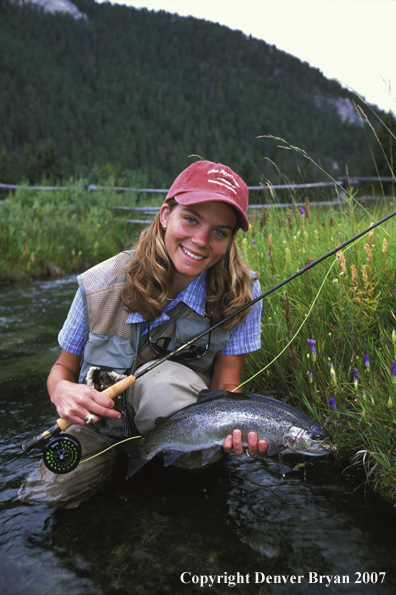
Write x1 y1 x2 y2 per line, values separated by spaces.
121 201 257 330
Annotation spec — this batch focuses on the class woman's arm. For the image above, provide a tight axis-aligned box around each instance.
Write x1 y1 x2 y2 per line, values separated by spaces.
210 354 267 457
210 353 245 392
47 349 121 426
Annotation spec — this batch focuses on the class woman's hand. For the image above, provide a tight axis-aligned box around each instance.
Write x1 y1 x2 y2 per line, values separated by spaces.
47 350 121 426
223 429 267 457
50 379 121 426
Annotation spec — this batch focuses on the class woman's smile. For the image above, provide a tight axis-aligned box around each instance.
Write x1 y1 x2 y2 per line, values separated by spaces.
180 245 205 260
160 201 237 287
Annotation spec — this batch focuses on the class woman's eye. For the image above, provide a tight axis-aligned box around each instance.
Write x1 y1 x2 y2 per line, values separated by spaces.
214 229 226 238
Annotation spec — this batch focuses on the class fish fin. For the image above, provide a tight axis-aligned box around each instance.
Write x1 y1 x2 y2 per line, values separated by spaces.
162 449 189 467
201 445 221 465
197 389 251 403
125 439 147 479
266 443 287 456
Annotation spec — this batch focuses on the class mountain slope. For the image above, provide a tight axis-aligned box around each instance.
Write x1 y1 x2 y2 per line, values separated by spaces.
0 0 379 186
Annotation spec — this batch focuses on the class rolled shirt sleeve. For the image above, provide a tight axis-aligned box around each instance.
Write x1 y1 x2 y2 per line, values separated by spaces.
221 279 262 356
58 289 86 355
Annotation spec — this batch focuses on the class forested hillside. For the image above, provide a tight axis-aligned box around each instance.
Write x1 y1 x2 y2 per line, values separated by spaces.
0 0 380 187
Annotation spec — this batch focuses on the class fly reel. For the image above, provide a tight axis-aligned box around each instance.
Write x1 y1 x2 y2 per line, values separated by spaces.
43 434 82 474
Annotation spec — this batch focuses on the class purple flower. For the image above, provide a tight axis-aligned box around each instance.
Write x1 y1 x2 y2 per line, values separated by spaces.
300 207 305 218
307 339 316 363
391 360 396 384
308 368 313 384
328 397 337 411
362 354 370 370
353 368 358 390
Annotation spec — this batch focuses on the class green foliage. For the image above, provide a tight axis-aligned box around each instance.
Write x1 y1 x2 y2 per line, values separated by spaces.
0 180 155 280
0 0 380 187
237 192 396 500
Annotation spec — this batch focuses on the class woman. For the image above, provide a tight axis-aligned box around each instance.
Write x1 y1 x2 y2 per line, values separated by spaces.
19 160 266 508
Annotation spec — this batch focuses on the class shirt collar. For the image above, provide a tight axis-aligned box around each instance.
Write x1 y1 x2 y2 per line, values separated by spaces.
126 270 207 326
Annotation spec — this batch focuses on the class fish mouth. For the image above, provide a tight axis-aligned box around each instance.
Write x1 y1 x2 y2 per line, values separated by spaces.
304 441 337 456
285 427 336 456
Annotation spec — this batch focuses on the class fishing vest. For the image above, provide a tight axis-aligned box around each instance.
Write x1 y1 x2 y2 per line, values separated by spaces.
76 251 231 435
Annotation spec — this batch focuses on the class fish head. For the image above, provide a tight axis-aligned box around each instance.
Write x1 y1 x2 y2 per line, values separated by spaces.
284 425 336 456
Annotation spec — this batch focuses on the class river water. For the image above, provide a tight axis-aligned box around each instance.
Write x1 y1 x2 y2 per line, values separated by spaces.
1 276 396 595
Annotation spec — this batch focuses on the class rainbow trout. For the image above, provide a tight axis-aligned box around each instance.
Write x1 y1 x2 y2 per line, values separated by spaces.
126 390 335 478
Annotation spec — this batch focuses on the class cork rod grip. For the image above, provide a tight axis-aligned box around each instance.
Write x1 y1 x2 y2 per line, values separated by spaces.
55 374 137 431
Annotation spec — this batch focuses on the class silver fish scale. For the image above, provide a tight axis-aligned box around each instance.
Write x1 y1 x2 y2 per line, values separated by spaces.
136 396 324 462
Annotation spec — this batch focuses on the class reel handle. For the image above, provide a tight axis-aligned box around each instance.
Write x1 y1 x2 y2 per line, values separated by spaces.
21 374 137 453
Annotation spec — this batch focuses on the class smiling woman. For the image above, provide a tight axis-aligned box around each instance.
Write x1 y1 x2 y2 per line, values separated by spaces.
19 160 265 509
159 201 237 291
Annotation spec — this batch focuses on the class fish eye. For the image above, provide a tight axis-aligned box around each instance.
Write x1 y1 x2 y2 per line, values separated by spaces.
310 427 326 440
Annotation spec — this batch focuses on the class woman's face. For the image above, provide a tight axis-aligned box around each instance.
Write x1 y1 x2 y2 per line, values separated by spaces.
159 201 237 282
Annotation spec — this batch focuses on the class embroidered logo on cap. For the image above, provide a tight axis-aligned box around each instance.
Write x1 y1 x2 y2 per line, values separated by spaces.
207 168 240 195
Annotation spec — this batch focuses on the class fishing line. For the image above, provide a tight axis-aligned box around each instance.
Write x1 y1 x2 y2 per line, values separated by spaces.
234 234 363 392
79 435 141 465
234 256 336 391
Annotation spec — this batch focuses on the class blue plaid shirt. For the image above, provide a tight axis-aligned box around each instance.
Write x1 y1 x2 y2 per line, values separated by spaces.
58 270 262 356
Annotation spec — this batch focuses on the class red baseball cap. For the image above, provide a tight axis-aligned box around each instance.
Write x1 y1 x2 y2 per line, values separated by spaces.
165 160 249 231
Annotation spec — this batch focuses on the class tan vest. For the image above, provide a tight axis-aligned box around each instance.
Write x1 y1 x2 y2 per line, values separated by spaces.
77 251 230 385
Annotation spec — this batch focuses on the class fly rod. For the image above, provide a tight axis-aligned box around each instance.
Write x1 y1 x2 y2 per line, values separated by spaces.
21 207 396 470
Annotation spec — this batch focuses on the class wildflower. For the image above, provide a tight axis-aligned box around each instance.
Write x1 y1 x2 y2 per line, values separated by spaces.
300 207 305 219
362 354 370 371
252 240 257 247
337 250 347 276
307 339 316 363
308 368 313 384
364 243 373 265
328 397 337 411
354 368 358 390
361 265 370 293
350 265 358 293
391 360 396 384
328 362 337 386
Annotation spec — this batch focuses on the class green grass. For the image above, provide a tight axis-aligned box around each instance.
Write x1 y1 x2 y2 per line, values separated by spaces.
0 179 159 281
238 189 396 502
